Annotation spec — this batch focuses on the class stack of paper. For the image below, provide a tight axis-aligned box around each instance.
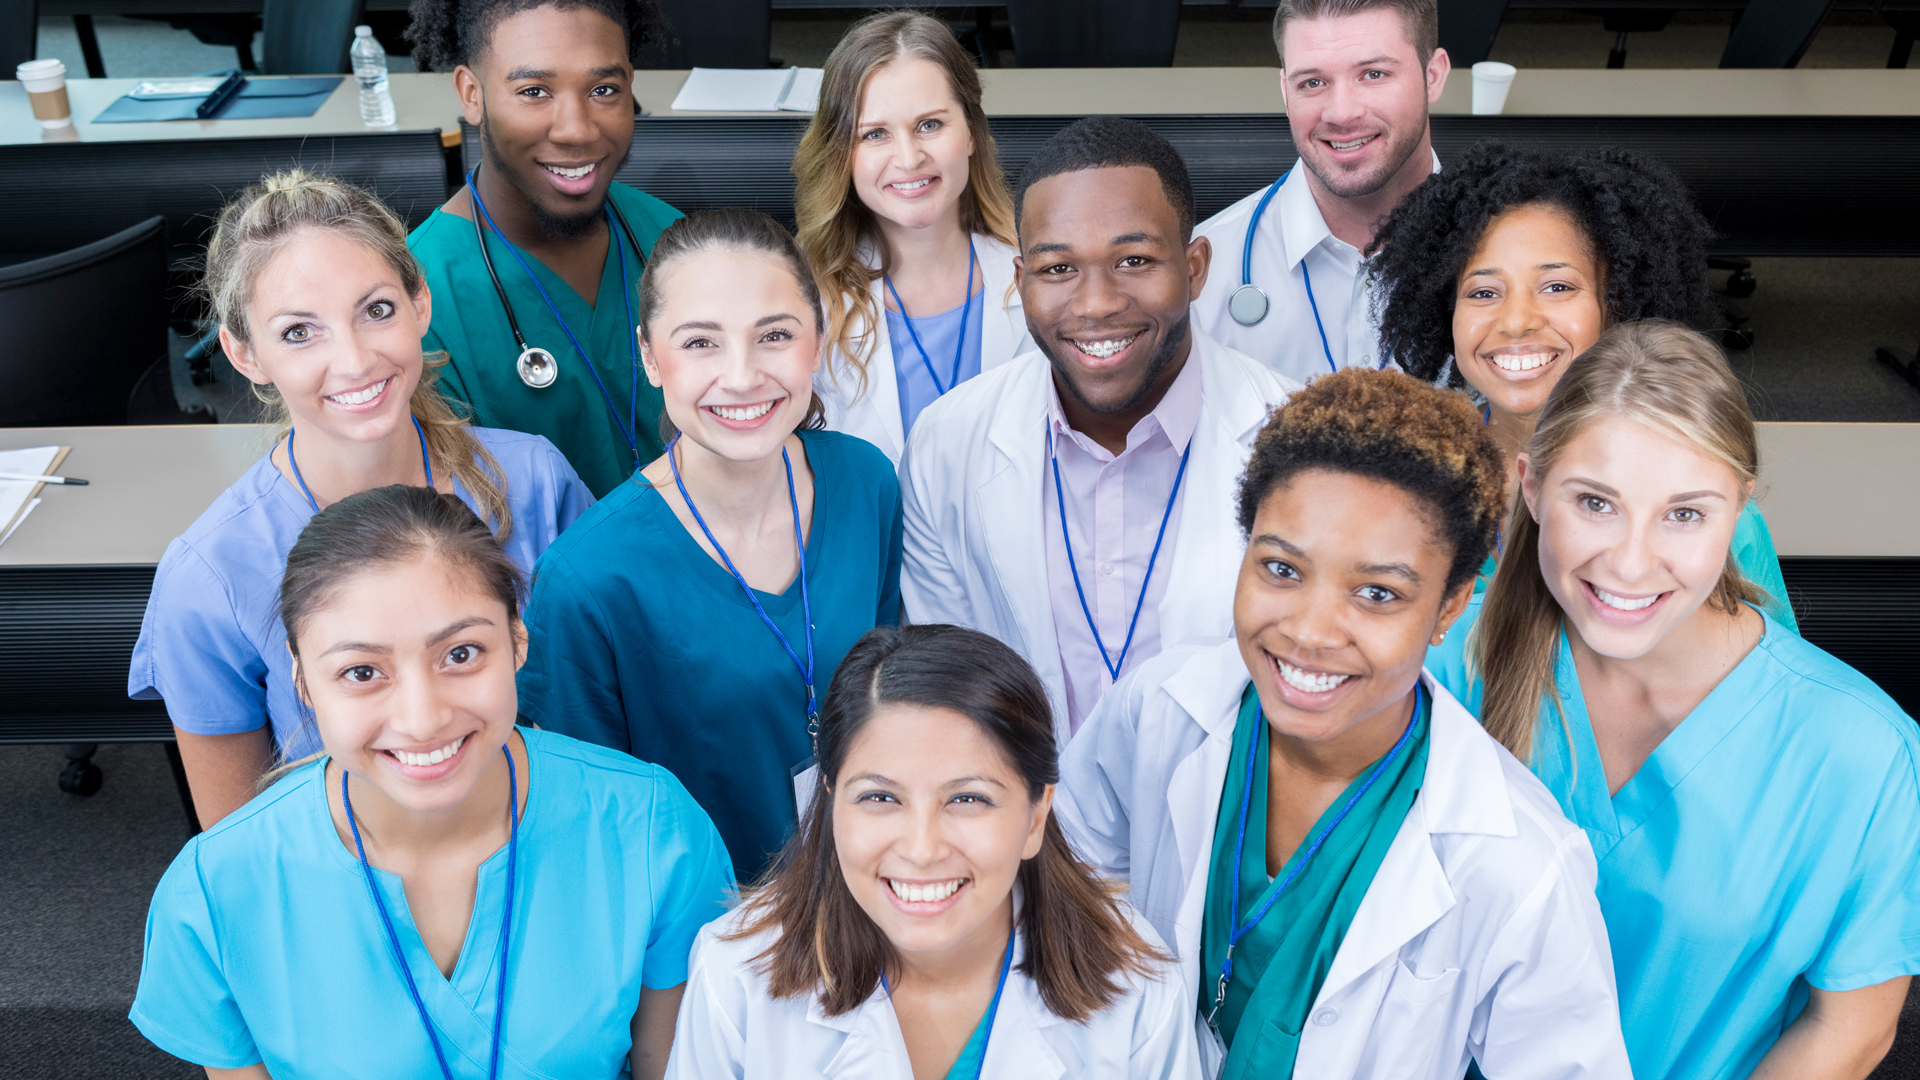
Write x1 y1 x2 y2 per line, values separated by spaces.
0 445 66 548
670 67 824 113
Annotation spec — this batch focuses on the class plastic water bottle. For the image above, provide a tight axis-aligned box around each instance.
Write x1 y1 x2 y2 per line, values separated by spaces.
351 25 395 128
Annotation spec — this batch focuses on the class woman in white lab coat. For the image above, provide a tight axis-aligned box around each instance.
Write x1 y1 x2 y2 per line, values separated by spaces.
666 624 1202 1080
793 11 1032 464
1058 369 1629 1080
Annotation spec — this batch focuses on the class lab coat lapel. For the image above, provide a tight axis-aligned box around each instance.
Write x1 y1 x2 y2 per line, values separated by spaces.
977 235 1029 373
979 361 1067 732
814 985 915 1080
858 260 908 461
978 954 1068 1080
1161 641 1252 997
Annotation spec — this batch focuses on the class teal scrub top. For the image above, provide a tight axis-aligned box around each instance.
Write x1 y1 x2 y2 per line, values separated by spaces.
1427 603 1920 1080
130 728 734 1078
517 429 904 880
408 182 681 498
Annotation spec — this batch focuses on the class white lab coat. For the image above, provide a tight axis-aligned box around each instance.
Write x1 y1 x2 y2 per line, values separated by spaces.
664 904 1205 1080
898 329 1301 746
815 235 1033 465
1057 639 1632 1080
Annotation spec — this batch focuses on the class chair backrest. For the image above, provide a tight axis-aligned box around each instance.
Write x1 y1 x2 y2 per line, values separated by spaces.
1439 0 1511 67
1006 0 1183 67
260 0 367 75
642 0 771 68
0 0 36 75
0 216 169 427
1720 0 1837 67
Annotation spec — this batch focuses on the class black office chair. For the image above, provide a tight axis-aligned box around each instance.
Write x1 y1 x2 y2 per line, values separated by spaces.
643 0 772 68
1005 0 1183 67
260 0 368 75
0 217 169 428
1720 0 1836 66
1 0 35 75
1440 0 1510 68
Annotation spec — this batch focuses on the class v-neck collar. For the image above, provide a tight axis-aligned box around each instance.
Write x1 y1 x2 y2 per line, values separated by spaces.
642 434 826 617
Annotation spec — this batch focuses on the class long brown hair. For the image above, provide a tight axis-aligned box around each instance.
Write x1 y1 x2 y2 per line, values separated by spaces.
793 11 1017 404
1473 320 1767 759
204 169 515 541
729 624 1165 1022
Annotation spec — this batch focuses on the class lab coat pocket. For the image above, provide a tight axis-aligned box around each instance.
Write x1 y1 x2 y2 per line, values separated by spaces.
1362 960 1464 1079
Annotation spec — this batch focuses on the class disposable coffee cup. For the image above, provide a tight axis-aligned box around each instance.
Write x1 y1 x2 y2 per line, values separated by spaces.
1471 61 1517 116
17 59 72 129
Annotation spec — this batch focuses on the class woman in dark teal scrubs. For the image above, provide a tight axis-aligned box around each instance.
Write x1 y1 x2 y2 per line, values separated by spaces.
518 210 902 881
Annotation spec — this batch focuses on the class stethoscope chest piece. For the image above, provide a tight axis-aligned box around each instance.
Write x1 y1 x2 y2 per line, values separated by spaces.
517 345 559 389
1228 282 1270 326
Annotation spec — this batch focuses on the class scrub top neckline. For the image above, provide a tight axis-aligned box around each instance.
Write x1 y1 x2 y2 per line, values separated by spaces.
432 205 625 316
1555 604 1781 843
882 270 986 318
264 436 466 519
639 434 827 616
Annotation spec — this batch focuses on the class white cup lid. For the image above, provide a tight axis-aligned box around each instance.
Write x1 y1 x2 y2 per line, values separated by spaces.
1472 61 1518 78
16 58 67 80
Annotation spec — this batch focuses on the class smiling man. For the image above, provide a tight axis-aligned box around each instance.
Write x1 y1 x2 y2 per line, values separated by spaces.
899 118 1301 741
1190 0 1448 384
404 0 680 497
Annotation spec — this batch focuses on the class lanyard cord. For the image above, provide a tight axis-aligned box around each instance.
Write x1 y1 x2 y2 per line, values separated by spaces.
882 921 1016 1080
1207 686 1423 1030
665 434 820 744
287 415 432 514
883 240 978 397
1047 424 1193 683
344 745 521 1080
467 169 642 462
1243 169 1369 376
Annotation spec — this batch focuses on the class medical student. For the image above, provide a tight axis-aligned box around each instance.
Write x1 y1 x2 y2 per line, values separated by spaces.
902 118 1300 740
1060 368 1630 1080
130 170 592 829
794 10 1034 465
518 209 903 881
667 622 1202 1080
131 485 732 1080
405 0 681 497
1189 0 1446 384
1368 142 1797 629
1426 321 1919 1080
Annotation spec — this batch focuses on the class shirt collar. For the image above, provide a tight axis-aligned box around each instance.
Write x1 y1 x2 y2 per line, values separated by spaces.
1278 147 1444 271
1044 334 1206 460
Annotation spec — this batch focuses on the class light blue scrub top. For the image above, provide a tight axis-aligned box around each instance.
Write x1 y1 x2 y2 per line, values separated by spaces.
887 290 985 435
129 427 594 759
130 727 735 1078
1428 602 1920 1080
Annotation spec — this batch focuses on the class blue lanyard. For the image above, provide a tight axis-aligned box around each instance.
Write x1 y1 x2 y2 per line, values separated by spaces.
883 921 1015 1080
287 414 432 513
1206 686 1423 1031
1242 169 1373 376
467 170 642 464
665 433 819 741
883 241 978 397
1047 423 1192 683
343 745 521 1080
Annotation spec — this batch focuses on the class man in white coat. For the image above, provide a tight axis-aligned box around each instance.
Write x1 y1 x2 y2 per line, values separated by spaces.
900 117 1301 743
1190 0 1449 384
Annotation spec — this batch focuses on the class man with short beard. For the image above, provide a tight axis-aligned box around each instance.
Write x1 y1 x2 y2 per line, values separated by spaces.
1191 0 1449 386
899 118 1301 742
404 0 681 497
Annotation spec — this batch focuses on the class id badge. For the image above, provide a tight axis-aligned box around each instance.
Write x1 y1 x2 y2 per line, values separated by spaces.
790 756 820 818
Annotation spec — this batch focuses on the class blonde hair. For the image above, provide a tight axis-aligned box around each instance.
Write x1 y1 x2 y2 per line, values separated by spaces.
204 168 513 542
792 11 1017 405
1473 319 1767 759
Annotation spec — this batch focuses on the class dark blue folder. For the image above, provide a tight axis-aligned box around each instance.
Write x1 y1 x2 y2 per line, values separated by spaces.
93 77 345 124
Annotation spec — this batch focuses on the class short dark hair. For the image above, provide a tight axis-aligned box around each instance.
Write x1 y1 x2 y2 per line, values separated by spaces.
1368 141 1718 387
728 624 1167 1023
1014 117 1196 242
1237 368 1504 595
405 0 662 71
1271 0 1438 64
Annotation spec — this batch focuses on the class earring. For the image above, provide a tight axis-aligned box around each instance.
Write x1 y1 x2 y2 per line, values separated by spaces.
1435 629 1447 645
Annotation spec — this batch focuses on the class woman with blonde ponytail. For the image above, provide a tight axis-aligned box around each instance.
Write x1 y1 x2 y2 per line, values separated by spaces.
1427 320 1920 1080
130 169 593 828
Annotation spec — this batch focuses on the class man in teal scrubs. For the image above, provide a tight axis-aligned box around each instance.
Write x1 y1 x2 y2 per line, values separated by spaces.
405 0 681 497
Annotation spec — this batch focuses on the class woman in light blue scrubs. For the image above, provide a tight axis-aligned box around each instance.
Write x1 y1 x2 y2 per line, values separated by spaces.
1428 321 1919 1080
132 485 732 1080
129 170 592 828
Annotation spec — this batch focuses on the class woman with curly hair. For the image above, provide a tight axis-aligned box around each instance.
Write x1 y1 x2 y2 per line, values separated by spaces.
1367 141 1794 629
1060 368 1628 1080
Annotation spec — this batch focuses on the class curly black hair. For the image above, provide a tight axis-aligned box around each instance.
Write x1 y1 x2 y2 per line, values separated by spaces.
405 0 662 72
1367 141 1717 387
1236 368 1505 595
1015 117 1195 241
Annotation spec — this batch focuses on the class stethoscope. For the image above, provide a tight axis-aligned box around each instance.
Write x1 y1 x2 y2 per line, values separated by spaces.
1226 169 1341 376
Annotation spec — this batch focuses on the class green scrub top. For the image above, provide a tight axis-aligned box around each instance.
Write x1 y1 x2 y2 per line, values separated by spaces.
408 182 681 498
1472 501 1798 634
1199 685 1431 1080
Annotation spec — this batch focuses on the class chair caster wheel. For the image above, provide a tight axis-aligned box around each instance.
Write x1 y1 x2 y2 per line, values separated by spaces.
1725 269 1757 298
59 760 103 797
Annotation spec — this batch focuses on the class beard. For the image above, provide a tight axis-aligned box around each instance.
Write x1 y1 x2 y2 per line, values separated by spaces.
480 123 607 241
1042 310 1191 416
1298 127 1424 200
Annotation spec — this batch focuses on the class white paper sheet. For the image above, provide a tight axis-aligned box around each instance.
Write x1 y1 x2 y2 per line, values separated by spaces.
670 67 823 113
0 445 59 547
0 498 41 547
777 67 823 113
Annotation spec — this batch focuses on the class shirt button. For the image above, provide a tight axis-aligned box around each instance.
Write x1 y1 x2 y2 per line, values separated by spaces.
1101 563 1115 575
1313 1008 1339 1026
